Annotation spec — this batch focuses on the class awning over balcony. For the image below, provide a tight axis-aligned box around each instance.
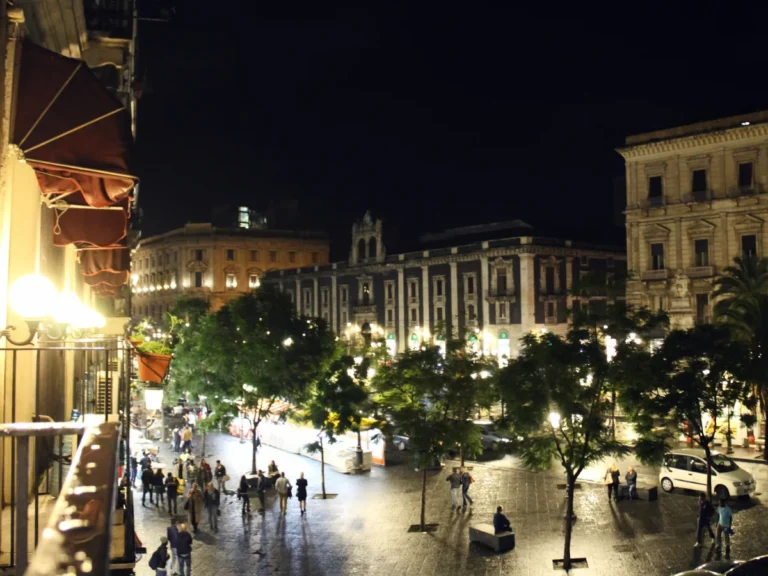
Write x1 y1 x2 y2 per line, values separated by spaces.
52 194 128 248
79 247 130 276
83 270 130 288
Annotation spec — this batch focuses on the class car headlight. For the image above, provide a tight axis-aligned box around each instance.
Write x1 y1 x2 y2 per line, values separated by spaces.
500 438 510 443
732 481 744 487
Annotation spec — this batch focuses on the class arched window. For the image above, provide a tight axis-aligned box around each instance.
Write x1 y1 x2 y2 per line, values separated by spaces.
368 237 377 259
362 282 370 305
358 239 366 261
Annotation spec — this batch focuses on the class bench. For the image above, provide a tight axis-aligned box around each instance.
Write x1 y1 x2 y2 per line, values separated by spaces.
469 524 515 552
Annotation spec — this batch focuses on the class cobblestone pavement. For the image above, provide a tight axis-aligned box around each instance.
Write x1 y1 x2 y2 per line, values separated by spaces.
131 432 768 576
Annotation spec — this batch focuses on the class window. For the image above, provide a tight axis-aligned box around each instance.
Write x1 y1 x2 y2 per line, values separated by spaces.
742 234 757 258
144 258 149 269
173 252 177 263
341 310 348 325
195 249 203 261
386 283 394 301
312 252 319 264
467 304 476 321
289 251 297 263
410 308 418 323
694 238 709 267
227 249 235 261
249 274 259 289
269 251 277 263
194 272 203 288
436 307 444 322
150 256 155 267
696 293 709 325
467 276 475 295
499 302 507 320
436 279 444 297
690 458 707 474
738 162 754 188
341 287 348 304
692 169 707 193
545 268 555 294
655 295 665 312
497 270 507 293
387 309 394 324
362 282 371 305
250 250 259 261
546 302 556 320
410 281 417 298
321 289 329 306
648 175 663 199
238 206 250 229
304 290 311 306
323 311 329 322
580 255 589 267
287 290 294 303
650 243 665 270
226 274 237 289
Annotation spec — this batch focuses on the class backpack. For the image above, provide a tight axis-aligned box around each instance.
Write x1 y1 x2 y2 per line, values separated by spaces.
148 549 160 570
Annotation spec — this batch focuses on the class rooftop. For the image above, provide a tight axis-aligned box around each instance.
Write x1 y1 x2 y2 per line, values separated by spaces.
137 222 328 247
624 110 768 147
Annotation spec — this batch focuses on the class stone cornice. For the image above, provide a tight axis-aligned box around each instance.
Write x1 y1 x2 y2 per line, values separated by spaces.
617 124 768 160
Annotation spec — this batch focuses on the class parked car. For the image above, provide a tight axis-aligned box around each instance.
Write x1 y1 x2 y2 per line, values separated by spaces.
473 420 512 451
658 448 756 499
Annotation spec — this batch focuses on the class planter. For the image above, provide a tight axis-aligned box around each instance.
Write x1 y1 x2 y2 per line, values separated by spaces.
137 352 172 384
129 338 144 348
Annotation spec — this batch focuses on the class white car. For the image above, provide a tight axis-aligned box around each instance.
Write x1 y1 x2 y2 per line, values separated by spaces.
658 448 756 500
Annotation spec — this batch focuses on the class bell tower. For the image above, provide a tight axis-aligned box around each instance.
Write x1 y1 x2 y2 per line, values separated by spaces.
349 211 385 264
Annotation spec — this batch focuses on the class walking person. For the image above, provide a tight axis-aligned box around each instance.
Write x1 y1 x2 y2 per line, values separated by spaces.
238 474 251 515
715 499 733 552
172 427 181 453
165 472 179 515
204 482 220 532
139 450 152 472
197 459 211 489
176 523 193 576
296 472 308 515
214 460 228 494
625 466 637 500
460 467 474 509
255 470 267 514
181 426 192 453
275 472 291 515
148 536 170 575
141 463 155 507
130 452 138 487
605 464 620 502
154 467 166 508
694 494 715 547
185 482 204 533
166 518 179 576
446 467 462 510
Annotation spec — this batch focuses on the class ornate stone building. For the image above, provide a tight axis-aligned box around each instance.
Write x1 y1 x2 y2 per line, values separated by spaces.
263 213 625 361
132 222 329 320
618 111 768 328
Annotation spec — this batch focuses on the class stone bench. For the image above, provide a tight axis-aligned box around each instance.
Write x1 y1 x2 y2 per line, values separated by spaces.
469 524 515 552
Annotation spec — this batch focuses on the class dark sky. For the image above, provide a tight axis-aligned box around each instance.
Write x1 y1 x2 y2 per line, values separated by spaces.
135 1 768 260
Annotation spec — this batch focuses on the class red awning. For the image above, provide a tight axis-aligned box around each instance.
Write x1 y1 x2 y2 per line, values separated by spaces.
52 193 129 248
83 270 130 288
79 247 130 276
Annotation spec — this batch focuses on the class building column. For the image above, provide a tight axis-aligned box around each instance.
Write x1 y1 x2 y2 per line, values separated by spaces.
278 280 284 292
480 256 490 336
295 278 301 314
519 254 536 334
331 275 337 333
421 265 430 335
720 213 729 268
313 278 319 317
675 218 683 269
397 268 405 352
449 262 459 338
565 256 573 312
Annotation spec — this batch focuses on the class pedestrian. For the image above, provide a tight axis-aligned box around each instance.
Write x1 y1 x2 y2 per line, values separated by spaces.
154 467 166 508
605 464 620 502
185 482 204 533
148 536 169 575
199 459 213 485
493 505 512 534
715 498 733 552
176 522 193 576
267 460 280 484
181 426 192 452
166 518 179 576
166 472 179 515
238 474 251 515
204 482 220 532
255 470 267 514
446 467 462 510
460 467 474 509
141 463 155 507
214 460 228 494
694 494 715 547
130 452 138 486
139 450 152 472
275 472 291 515
625 466 637 500
296 472 308 515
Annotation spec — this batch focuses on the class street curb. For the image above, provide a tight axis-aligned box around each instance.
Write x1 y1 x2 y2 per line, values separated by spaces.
729 455 768 466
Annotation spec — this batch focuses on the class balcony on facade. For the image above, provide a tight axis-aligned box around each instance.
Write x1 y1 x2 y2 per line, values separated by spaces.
639 196 665 209
640 269 672 281
727 184 765 199
682 190 711 204
486 288 517 303
685 266 716 279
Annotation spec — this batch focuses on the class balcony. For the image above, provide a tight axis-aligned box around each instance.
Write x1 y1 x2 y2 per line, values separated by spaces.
686 266 715 278
640 196 665 209
641 269 672 281
682 190 711 204
727 184 764 198
486 288 517 303
352 300 377 314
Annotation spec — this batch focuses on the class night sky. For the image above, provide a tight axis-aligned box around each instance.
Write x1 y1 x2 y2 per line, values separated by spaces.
135 2 768 260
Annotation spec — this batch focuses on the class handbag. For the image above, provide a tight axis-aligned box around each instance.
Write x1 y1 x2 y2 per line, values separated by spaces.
184 500 190 511
287 486 293 499
223 474 230 482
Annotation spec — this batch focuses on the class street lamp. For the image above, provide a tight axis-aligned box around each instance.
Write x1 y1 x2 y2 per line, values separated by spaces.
548 412 561 429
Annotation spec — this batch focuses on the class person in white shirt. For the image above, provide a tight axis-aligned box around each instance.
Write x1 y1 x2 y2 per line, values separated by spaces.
274 472 292 515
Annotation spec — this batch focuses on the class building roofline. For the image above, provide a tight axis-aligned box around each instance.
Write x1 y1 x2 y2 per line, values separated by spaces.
137 223 329 248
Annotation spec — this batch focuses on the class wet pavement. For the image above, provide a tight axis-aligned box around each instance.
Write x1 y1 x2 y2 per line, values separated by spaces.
131 431 768 576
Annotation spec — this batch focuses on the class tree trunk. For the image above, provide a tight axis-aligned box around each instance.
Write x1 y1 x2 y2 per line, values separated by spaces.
611 391 616 440
320 436 326 499
251 423 258 474
201 431 207 458
763 400 768 461
420 466 428 531
460 444 465 467
563 471 575 571
703 443 712 500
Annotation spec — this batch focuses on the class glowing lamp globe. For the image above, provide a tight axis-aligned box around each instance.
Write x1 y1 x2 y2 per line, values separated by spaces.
53 291 82 324
9 274 55 319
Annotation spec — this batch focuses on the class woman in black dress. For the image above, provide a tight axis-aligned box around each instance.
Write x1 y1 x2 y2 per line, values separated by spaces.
296 472 308 515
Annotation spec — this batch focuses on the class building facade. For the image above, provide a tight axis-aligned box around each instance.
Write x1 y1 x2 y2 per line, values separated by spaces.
132 222 330 320
619 111 768 328
263 213 626 362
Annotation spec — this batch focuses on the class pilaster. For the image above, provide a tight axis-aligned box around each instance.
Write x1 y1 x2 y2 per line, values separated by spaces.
519 254 536 334
480 256 489 340
331 275 337 332
295 278 301 314
449 262 459 338
397 268 405 352
313 278 319 317
421 266 430 334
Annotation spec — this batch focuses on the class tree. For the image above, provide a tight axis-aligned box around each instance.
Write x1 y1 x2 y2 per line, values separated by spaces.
500 327 629 570
170 287 337 473
714 255 768 459
372 346 456 532
171 295 210 324
622 325 753 499
302 355 370 498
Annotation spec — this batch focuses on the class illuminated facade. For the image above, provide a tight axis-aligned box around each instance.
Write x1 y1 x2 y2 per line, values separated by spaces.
619 111 768 329
132 222 330 320
263 213 625 362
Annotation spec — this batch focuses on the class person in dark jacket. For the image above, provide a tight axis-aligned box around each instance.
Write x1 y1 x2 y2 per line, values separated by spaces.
238 474 251 515
296 472 308 515
154 467 166 508
214 460 227 493
493 505 512 534
166 518 179 575
625 467 638 500
176 523 193 576
694 494 716 547
130 453 138 486
255 470 267 513
148 536 169 575
605 464 620 502
165 472 179 515
139 451 152 471
141 463 155 506
203 482 220 532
